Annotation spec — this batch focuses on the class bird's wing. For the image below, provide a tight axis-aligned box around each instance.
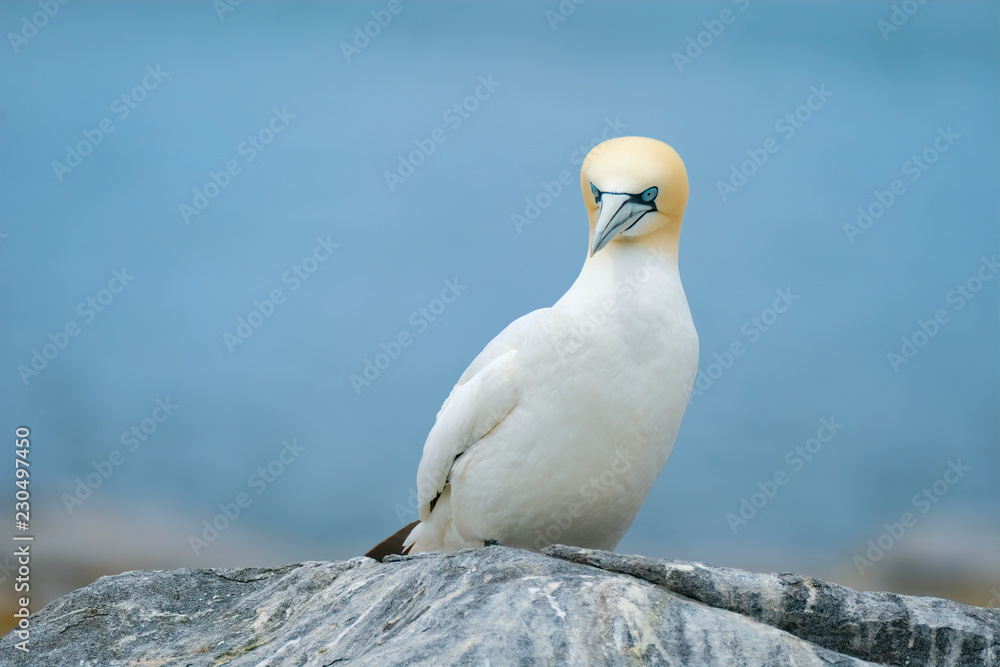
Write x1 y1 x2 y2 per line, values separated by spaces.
453 307 548 389
415 308 548 521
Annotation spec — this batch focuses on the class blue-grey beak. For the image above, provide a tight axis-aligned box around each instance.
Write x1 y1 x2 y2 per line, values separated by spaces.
589 193 656 257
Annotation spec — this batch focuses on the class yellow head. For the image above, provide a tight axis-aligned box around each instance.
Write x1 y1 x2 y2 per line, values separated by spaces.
580 136 689 257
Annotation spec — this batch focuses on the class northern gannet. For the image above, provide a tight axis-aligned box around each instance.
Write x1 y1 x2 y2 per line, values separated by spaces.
366 136 698 560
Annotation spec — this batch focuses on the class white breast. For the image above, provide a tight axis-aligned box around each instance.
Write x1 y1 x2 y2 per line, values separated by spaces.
447 243 698 551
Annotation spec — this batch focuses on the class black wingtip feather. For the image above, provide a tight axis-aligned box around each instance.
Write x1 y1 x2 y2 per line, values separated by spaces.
364 520 420 562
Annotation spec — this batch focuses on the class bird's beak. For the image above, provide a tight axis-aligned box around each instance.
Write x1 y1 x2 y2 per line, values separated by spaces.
589 193 655 257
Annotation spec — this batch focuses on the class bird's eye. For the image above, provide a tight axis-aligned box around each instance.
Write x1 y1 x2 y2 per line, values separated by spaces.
641 187 658 203
590 183 601 204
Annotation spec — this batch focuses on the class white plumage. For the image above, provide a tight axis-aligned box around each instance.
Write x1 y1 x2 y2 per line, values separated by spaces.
385 136 698 557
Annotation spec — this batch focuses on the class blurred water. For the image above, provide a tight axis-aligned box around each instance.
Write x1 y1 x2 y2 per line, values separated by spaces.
1 0 997 613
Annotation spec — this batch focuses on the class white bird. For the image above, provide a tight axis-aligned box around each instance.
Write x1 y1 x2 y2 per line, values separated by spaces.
366 136 698 560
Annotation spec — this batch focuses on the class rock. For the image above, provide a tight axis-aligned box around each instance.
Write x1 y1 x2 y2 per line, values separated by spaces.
2 545 996 666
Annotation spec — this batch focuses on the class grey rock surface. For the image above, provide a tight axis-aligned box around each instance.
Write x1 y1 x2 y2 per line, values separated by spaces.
2 545 997 666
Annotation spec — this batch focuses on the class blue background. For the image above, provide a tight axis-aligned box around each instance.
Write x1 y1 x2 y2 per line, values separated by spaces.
1 0 997 619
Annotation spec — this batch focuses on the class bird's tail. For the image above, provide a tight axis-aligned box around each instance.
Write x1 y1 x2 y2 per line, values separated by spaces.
366 487 484 560
364 520 419 562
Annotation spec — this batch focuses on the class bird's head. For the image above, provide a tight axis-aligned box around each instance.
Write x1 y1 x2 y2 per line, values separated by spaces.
581 136 689 258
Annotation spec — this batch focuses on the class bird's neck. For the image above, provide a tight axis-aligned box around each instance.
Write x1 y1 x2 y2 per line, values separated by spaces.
584 225 681 273
643 223 681 260
572 237 682 305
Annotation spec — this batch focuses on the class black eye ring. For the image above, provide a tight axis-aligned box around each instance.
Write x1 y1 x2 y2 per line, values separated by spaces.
590 183 601 204
641 187 658 203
